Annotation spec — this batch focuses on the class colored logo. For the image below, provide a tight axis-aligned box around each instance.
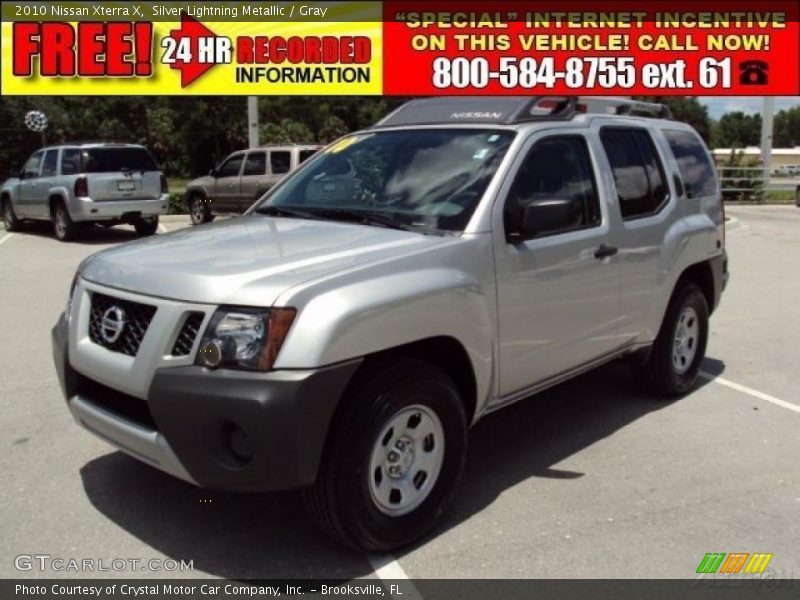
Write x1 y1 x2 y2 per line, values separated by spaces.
696 553 773 574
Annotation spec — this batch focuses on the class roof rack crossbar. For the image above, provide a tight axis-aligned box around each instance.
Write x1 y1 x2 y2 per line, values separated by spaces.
579 97 672 119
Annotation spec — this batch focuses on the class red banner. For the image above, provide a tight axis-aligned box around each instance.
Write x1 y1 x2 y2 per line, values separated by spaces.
383 1 800 95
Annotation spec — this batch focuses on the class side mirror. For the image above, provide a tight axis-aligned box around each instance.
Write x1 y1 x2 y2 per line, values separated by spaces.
208 168 217 177
517 198 580 240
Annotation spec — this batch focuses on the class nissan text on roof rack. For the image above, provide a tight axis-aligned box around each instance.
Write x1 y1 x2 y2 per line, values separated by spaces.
52 96 728 551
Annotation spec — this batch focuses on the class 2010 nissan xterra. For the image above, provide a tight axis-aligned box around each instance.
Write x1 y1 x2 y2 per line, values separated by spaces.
52 97 728 551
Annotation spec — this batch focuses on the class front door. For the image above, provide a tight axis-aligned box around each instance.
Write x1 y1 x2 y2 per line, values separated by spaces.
493 132 623 397
17 150 44 218
212 153 245 211
238 150 268 212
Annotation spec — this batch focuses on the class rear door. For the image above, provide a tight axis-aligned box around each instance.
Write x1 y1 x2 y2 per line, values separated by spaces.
594 123 678 343
211 152 245 211
81 146 161 201
237 150 268 212
17 150 44 218
493 131 623 396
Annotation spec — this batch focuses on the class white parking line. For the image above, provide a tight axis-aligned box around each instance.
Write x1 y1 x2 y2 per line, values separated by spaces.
700 372 800 414
368 554 424 600
0 233 14 246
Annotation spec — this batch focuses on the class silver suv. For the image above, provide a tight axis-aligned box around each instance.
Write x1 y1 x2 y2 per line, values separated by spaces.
2 143 168 241
184 144 321 225
52 97 728 551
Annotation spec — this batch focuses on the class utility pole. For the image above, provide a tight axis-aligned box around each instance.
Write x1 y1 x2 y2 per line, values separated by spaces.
247 96 259 148
760 97 775 191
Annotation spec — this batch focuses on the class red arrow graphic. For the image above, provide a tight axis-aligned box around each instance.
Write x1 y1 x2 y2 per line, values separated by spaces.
167 13 220 88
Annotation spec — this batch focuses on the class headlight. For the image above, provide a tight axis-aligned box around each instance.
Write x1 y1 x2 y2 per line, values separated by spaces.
195 307 296 371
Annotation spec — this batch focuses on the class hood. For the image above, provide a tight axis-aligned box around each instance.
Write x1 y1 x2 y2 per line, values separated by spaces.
188 175 215 189
81 216 448 306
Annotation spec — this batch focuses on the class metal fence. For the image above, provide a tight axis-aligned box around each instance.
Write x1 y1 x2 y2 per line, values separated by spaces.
717 166 800 203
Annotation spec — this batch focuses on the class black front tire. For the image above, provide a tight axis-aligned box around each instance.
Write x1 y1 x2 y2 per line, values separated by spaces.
2 198 22 232
303 358 468 552
134 216 159 236
636 283 709 397
188 194 212 225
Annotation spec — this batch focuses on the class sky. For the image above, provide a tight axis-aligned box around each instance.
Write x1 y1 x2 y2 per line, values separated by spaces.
699 96 800 119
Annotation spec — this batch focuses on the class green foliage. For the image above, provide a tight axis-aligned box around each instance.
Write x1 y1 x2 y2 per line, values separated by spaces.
711 112 762 149
773 106 800 147
168 192 187 215
718 150 765 203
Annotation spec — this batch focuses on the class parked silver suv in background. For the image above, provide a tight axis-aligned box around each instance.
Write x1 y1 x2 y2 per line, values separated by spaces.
184 144 321 225
2 143 168 241
53 97 728 551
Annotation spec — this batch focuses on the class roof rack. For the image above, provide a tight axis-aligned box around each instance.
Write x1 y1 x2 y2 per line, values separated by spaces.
374 96 671 128
374 97 577 128
579 97 672 119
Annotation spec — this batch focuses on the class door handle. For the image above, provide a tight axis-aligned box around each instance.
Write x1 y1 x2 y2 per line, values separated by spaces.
594 243 618 259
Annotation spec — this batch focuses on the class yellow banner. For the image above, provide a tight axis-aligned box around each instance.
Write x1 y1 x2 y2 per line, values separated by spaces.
1 4 382 95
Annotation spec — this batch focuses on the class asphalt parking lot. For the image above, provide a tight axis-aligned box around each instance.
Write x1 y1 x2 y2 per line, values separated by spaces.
1 206 798 581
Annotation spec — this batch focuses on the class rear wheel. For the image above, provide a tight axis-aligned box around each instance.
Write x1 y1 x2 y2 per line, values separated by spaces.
52 201 78 241
636 283 709 397
189 193 212 225
303 358 468 552
2 198 22 232
134 216 159 236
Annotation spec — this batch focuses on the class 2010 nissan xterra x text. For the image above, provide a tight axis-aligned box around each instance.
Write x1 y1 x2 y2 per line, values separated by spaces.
52 97 728 551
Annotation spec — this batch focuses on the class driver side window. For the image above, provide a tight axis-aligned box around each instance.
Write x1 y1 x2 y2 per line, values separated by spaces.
218 154 244 178
504 136 601 239
22 151 44 178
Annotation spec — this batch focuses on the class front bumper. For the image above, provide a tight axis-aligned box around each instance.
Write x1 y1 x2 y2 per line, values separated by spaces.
52 313 361 491
69 194 170 222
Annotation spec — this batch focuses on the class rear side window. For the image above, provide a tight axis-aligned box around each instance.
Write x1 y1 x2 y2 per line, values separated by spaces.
60 148 81 175
41 150 58 177
270 151 291 175
600 128 668 219
663 130 717 198
243 152 267 176
81 147 158 173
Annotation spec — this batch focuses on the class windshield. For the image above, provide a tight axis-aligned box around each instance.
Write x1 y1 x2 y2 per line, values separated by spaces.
256 129 515 233
81 147 158 173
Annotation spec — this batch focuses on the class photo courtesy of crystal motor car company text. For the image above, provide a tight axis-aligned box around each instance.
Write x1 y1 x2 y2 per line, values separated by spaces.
1 0 800 596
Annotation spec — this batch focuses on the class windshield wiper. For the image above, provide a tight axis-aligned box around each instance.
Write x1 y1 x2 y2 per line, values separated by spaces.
255 205 320 221
313 208 415 232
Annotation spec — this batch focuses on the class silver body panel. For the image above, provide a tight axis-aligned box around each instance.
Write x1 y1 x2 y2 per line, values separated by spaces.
65 114 724 425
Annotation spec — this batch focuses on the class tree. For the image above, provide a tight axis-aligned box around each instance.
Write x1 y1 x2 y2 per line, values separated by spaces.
711 112 761 149
773 106 800 147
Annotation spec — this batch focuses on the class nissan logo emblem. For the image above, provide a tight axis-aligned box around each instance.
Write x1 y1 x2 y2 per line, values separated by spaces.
100 306 127 344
